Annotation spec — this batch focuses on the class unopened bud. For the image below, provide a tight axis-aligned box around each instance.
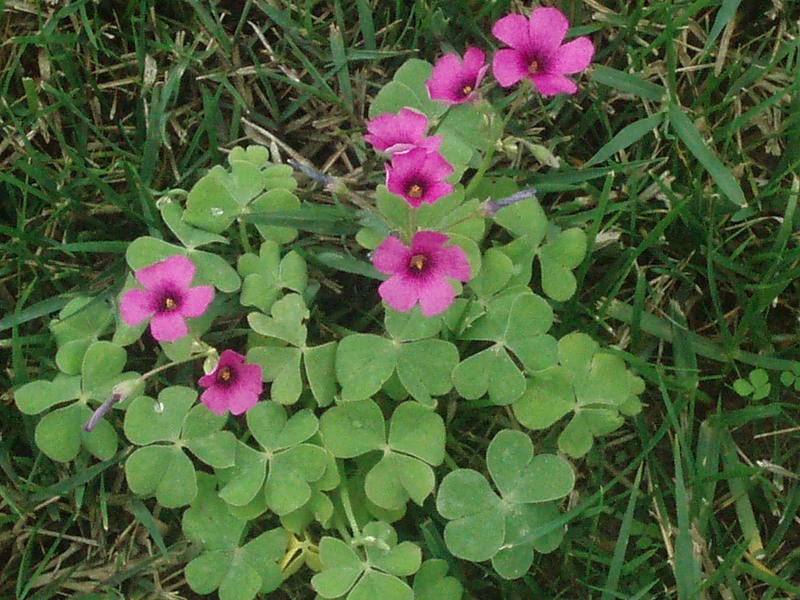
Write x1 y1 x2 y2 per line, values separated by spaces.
287 159 334 186
83 378 141 432
483 187 538 217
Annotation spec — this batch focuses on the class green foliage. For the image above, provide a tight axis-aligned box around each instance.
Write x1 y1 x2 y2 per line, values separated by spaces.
437 430 573 579
733 369 771 401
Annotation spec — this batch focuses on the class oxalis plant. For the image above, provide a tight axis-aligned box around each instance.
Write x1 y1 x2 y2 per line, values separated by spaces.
15 7 645 599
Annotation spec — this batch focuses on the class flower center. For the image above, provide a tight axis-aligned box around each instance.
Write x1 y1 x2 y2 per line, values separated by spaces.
162 296 178 311
217 366 233 384
528 59 540 74
409 254 427 272
461 83 473 96
407 183 424 199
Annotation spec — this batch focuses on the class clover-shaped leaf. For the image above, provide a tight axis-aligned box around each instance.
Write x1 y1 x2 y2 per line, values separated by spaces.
364 402 445 509
538 228 587 302
319 399 385 458
733 369 771 401
159 197 228 249
238 241 308 313
124 386 235 507
335 334 397 402
15 340 135 462
513 332 644 457
183 474 286 600
248 293 308 347
436 430 572 576
248 187 301 244
452 344 526 406
219 402 327 515
412 559 463 600
49 296 114 348
311 521 419 600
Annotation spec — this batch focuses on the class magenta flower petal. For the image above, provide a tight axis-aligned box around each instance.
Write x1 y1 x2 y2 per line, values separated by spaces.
373 236 411 274
364 108 431 155
420 135 443 152
528 7 570 55
378 276 419 313
492 48 529 88
198 350 263 416
421 182 454 205
385 148 454 207
228 387 260 415
550 37 595 74
120 255 214 343
149 311 188 342
411 230 449 254
492 14 532 50
435 245 472 281
372 231 471 316
531 73 578 96
135 255 195 290
427 47 488 105
120 288 157 326
200 387 229 416
181 285 215 317
418 276 456 317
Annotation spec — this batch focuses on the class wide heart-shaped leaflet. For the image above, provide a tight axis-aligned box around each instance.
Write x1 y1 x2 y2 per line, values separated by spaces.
436 430 574 578
218 401 328 515
412 559 463 600
123 385 236 507
15 340 138 462
311 521 420 600
183 473 286 600
512 332 645 457
238 240 308 313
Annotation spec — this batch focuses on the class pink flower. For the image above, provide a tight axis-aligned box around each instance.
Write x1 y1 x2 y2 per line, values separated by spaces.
199 350 263 416
492 7 594 96
120 255 214 342
385 148 454 208
373 231 471 317
364 108 442 156
426 47 489 105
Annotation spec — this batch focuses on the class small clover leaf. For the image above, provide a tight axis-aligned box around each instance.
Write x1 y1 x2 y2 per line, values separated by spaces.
219 402 327 515
49 296 114 348
364 402 446 510
124 386 236 507
16 340 136 462
238 241 308 313
247 187 301 244
412 559 463 600
159 197 228 249
436 430 573 576
248 293 308 347
780 363 800 391
513 332 644 457
304 341 338 407
319 399 386 458
311 521 419 600
183 474 286 600
537 227 587 302
335 334 397 402
733 369 771 401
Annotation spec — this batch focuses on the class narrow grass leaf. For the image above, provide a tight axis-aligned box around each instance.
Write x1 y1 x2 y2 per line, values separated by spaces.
703 0 743 53
585 113 663 167
131 497 169 556
590 65 666 102
722 436 764 558
600 463 643 600
672 438 701 600
668 104 745 206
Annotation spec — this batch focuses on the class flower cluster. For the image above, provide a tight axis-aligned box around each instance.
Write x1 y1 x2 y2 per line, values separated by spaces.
365 6 593 316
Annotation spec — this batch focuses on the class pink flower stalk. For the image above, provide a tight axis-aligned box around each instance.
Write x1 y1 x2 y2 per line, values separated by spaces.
492 7 594 96
120 255 214 342
364 108 442 156
386 148 454 208
426 47 489 105
373 231 471 317
199 350 263 416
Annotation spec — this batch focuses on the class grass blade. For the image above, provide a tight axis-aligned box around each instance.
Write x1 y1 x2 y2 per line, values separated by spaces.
668 104 745 206
585 113 663 167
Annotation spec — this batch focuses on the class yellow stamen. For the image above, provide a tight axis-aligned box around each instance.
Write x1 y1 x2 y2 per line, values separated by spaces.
163 297 177 310
407 184 423 199
528 60 539 74
409 254 427 271
462 84 473 95
217 366 232 382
